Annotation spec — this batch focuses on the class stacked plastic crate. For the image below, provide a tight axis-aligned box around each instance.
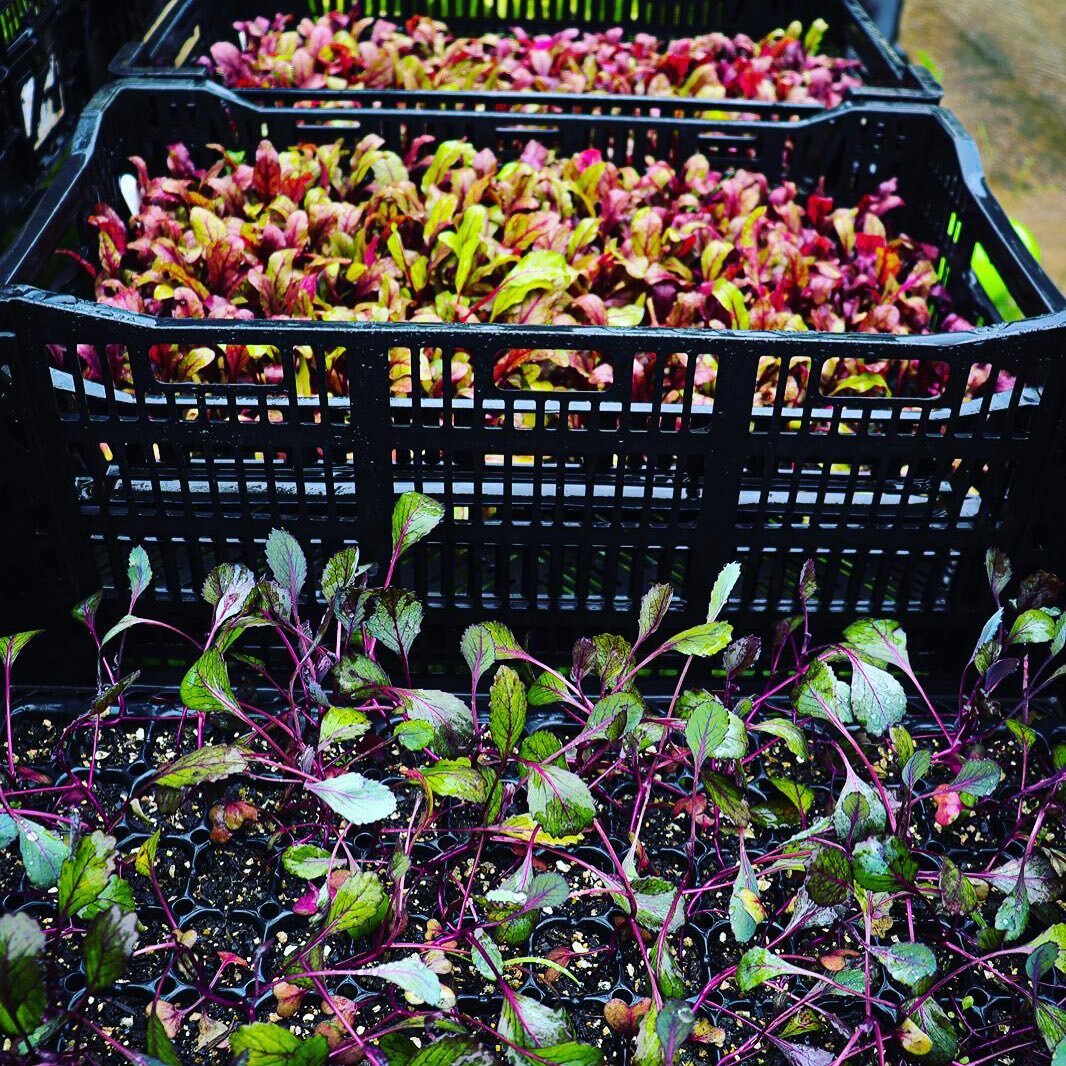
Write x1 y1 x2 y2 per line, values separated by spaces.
0 0 1062 663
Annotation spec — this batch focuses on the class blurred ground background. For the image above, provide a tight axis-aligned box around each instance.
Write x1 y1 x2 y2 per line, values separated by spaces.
899 0 1065 288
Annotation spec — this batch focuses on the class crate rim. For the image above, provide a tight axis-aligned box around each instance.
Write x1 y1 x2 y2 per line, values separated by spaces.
106 0 940 104
0 79 1061 329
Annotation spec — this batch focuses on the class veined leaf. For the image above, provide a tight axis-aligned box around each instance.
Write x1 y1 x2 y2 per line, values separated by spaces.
306 772 397 825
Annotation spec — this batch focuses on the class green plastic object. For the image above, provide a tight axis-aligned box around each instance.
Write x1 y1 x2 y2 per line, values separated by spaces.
972 219 1041 320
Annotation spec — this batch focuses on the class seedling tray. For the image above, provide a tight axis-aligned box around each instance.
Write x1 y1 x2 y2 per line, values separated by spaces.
108 0 942 117
0 80 1063 663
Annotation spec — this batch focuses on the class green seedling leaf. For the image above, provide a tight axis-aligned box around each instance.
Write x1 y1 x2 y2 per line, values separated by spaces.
1026 924 1066 975
843 619 910 669
805 847 852 906
422 759 489 804
707 562 741 622
490 666 527 758
729 833 765 943
354 955 442 1006
282 845 334 880
462 621 519 685
832 760 886 841
702 771 751 827
318 707 371 751
900 999 958 1065
58 831 117 918
409 1036 496 1065
683 692 728 772
367 588 423 657
127 545 152 602
334 653 390 698
939 857 978 916
83 906 138 992
320 547 368 607
853 837 917 892
638 583 674 643
0 913 45 1038
498 992 581 1066
230 1023 329 1066
327 871 389 937
587 691 644 742
901 750 931 791
892 725 916 765
523 872 570 911
266 528 307 597
948 759 1001 797
978 854 1061 903
655 999 695 1063
17 816 69 889
667 621 733 658
395 719 435 751
1009 609 1055 645
869 943 936 987
396 688 473 755
180 649 238 713
995 872 1030 942
0 630 41 671
471 928 505 981
156 744 247 789
146 1005 181 1066
306 772 397 825
752 718 809 761
527 762 595 838
611 876 684 934
736 947 799 990
491 250 576 320
392 492 445 558
1027 941 1060 983
792 660 845 722
848 657 907 736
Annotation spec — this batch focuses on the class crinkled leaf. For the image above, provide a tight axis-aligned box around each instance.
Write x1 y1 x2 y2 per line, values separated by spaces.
683 692 728 771
334 653 390 698
792 660 846 722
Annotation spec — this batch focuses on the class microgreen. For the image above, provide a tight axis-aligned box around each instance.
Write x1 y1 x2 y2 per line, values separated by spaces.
206 14 862 108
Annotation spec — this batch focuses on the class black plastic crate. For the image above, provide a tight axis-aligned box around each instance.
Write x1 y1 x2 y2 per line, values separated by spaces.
0 80 1063 663
0 0 154 237
108 0 941 118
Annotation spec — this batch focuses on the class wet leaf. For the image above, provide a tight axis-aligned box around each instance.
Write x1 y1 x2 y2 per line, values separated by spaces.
868 942 936 987
422 759 489 804
266 528 307 597
230 1022 329 1065
396 688 473 755
489 666 527 758
179 649 238 713
527 763 596 838
327 871 389 937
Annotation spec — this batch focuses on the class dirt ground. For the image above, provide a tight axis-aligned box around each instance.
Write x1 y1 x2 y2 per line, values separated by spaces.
899 0 1066 290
